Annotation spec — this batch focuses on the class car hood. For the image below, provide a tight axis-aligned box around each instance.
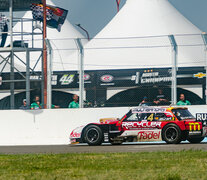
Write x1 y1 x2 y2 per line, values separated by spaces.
99 118 119 124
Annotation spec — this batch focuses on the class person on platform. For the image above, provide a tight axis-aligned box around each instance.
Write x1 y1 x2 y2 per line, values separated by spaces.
153 88 169 105
31 96 42 110
177 93 191 106
68 94 79 108
19 99 30 110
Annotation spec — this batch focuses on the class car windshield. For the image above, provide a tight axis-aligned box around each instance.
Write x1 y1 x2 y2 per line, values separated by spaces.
172 109 195 120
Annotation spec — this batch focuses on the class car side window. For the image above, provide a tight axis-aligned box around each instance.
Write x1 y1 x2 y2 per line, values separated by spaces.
140 113 155 121
126 113 139 121
154 113 166 121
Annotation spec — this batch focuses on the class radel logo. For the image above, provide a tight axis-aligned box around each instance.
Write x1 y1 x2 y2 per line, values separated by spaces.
100 75 114 82
84 74 90 81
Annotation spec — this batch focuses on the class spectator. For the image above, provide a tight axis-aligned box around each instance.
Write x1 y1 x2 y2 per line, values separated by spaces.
19 99 30 110
68 94 79 108
153 88 169 105
177 94 191 106
139 96 154 106
31 96 42 110
52 104 60 109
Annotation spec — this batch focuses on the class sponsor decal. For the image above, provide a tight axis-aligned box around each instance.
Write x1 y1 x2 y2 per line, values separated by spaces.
194 72 206 79
100 75 114 83
70 126 84 139
188 122 201 131
30 75 41 80
131 72 140 84
122 121 161 130
137 130 161 141
70 132 81 138
196 113 207 121
84 74 90 81
51 75 58 85
202 127 207 136
132 107 165 114
138 71 172 84
60 74 75 85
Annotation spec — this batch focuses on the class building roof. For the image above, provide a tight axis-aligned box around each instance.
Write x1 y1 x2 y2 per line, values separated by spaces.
0 0 41 11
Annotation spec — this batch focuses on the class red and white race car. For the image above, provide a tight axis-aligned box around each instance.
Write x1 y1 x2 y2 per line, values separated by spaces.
70 107 207 146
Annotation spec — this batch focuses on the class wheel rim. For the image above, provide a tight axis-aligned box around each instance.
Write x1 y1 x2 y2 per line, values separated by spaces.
165 127 178 142
86 128 99 143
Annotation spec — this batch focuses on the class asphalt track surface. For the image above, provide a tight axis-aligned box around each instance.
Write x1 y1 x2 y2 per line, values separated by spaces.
0 141 207 154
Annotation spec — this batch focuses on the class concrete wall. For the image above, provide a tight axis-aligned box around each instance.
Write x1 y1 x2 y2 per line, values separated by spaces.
0 105 206 146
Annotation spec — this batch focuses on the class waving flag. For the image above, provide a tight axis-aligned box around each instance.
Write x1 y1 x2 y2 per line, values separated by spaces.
30 3 68 32
116 0 121 12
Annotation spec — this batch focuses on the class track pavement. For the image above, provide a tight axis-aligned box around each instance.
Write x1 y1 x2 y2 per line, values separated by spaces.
0 141 207 154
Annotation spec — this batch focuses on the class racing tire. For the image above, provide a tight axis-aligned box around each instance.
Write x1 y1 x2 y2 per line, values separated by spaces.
83 125 103 146
187 137 204 144
162 124 182 144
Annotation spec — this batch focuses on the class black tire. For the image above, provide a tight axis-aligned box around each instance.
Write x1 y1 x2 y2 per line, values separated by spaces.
162 124 182 144
187 137 204 144
83 125 103 146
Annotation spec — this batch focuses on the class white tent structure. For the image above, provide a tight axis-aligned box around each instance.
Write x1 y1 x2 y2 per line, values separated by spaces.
4 0 87 72
65 0 205 71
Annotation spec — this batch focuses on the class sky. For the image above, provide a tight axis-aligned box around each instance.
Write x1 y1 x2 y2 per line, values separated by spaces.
49 0 207 38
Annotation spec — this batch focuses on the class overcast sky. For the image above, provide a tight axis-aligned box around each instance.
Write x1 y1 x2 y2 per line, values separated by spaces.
51 0 207 37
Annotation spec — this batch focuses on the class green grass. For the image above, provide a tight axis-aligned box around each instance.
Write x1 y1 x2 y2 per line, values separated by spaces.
0 150 206 180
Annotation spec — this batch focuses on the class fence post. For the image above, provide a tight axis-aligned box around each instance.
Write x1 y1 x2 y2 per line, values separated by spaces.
26 49 30 108
76 38 84 108
168 35 178 105
202 33 207 104
45 39 52 109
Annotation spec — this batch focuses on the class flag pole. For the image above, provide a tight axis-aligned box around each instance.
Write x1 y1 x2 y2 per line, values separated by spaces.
43 0 47 109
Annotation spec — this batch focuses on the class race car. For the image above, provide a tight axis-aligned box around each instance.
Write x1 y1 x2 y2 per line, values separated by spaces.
70 107 207 146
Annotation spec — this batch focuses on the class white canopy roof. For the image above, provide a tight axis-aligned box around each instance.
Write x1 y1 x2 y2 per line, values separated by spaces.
65 0 205 71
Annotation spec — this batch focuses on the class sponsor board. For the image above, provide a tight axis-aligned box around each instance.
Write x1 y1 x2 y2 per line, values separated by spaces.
196 113 207 121
122 121 161 130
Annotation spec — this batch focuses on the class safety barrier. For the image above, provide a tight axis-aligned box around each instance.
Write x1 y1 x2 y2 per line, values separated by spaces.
0 105 206 146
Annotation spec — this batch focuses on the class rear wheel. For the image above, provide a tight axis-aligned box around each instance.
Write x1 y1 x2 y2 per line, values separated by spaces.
187 137 204 144
84 125 103 146
162 124 182 144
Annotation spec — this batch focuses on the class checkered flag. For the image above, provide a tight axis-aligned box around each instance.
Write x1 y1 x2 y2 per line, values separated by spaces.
30 3 68 32
30 3 53 21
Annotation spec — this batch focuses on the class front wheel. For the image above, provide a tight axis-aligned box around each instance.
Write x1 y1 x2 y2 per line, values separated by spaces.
83 125 103 146
162 124 182 144
187 137 204 144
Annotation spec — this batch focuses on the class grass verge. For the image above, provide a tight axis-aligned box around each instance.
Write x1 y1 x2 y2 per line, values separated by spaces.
0 150 206 180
